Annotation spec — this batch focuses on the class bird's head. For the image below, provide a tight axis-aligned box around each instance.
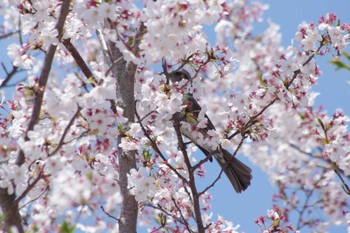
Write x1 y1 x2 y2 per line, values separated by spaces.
170 69 191 84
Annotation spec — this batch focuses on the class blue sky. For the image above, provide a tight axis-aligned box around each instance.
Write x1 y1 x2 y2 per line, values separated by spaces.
206 1 350 232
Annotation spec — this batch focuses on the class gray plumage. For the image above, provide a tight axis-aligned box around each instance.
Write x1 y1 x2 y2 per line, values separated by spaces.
170 70 252 193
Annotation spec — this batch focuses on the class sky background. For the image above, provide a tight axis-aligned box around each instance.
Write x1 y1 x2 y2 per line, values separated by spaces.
205 1 350 232
1 1 350 232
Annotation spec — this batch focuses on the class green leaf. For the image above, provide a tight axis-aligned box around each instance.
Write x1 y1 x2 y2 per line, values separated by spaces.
330 52 350 71
60 221 75 233
343 52 350 61
143 149 152 161
330 58 348 70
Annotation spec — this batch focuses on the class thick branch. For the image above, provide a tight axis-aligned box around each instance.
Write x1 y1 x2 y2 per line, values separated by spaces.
16 0 71 166
0 1 71 233
109 52 138 233
62 39 97 86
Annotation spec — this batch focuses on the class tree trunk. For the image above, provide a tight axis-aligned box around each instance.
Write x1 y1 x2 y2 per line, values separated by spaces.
0 190 23 233
108 42 138 233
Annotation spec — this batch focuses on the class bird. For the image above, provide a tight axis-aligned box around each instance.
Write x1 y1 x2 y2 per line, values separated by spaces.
169 69 252 193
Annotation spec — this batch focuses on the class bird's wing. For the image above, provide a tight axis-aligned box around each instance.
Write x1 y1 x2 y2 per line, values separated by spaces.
184 93 216 131
181 93 252 193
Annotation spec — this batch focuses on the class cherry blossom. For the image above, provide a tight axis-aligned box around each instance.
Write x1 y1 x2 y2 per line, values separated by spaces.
0 0 350 232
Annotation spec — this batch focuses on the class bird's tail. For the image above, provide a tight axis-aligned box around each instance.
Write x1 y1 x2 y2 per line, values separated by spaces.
215 150 252 193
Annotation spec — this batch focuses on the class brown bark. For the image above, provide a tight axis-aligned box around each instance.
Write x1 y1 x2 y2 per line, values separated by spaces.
0 190 23 233
0 1 71 232
105 29 142 232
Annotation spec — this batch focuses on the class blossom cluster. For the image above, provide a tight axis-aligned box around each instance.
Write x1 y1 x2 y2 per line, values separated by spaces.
0 0 349 232
255 208 299 233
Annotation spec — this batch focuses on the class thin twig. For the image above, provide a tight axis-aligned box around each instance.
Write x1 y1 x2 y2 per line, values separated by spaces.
101 205 120 222
289 142 350 195
0 31 19 40
15 173 44 204
172 113 205 233
19 185 49 210
134 101 188 184
333 164 350 195
199 169 225 197
0 65 19 89
171 196 193 233
96 29 111 65
227 37 327 141
150 226 163 233
198 136 246 196
144 203 192 229
136 110 158 124
191 153 212 171
49 105 82 156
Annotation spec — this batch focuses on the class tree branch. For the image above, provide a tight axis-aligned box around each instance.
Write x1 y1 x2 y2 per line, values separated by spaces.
170 196 194 233
16 0 71 166
101 205 120 222
62 39 97 87
134 102 189 184
289 142 350 195
0 30 19 40
144 202 194 231
49 105 82 157
0 1 71 232
172 113 205 233
228 36 327 141
0 64 20 89
198 136 245 196
15 172 44 204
